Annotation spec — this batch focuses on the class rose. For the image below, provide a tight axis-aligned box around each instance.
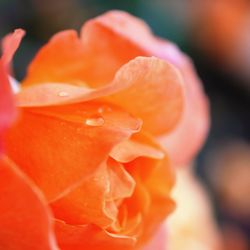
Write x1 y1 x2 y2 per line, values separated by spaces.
0 12 186 250
0 11 185 249
20 10 209 166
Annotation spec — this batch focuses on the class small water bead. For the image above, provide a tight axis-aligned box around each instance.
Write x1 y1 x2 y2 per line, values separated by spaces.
98 107 105 113
85 116 105 127
58 91 69 97
98 106 112 113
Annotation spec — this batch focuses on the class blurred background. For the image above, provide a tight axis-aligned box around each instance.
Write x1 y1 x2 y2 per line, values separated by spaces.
0 0 249 249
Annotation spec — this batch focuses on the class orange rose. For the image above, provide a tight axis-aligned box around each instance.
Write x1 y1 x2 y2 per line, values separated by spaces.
0 12 188 250
19 10 209 166
1 11 183 249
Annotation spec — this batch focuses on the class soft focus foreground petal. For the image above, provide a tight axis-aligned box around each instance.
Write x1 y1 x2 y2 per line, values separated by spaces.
0 156 58 250
168 168 222 250
4 102 141 201
1 29 25 66
50 158 135 229
55 219 136 250
0 60 16 140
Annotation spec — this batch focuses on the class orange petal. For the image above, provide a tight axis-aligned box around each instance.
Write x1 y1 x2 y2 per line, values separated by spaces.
158 61 210 166
105 57 184 135
21 30 88 86
1 29 25 66
110 137 165 163
55 219 136 250
0 156 58 250
22 24 143 87
5 102 141 201
50 157 135 229
22 11 160 87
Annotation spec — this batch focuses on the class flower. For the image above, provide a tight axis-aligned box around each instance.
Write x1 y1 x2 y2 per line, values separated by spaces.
1 10 211 250
1 10 183 249
20 10 209 166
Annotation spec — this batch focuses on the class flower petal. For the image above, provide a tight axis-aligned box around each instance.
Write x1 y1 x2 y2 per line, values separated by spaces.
5 102 141 201
50 157 135 229
55 219 136 250
110 136 165 163
105 57 184 135
0 156 58 250
1 29 25 66
158 61 210 166
21 25 141 87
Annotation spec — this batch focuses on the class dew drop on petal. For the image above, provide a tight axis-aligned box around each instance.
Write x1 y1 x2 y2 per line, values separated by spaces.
58 91 69 97
98 107 104 113
85 117 105 127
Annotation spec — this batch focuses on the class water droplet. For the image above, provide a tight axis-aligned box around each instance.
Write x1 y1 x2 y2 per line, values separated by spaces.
85 117 105 127
58 91 69 97
98 107 104 113
98 106 112 113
